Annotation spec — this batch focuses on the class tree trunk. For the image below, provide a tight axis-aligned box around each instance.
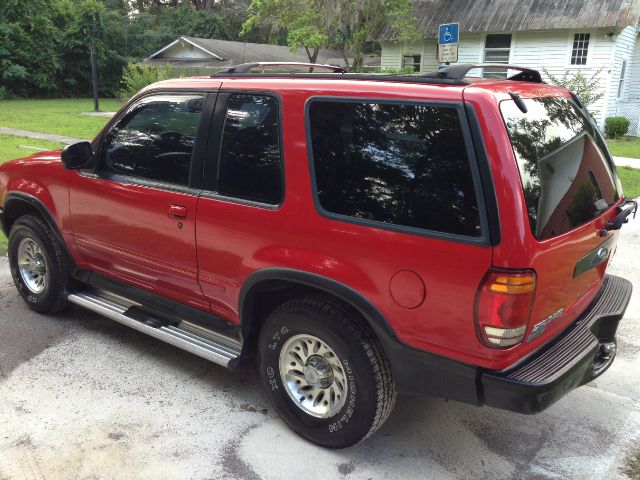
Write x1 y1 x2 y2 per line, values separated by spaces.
304 46 319 63
90 40 99 112
352 54 364 70
337 47 352 70
191 0 214 10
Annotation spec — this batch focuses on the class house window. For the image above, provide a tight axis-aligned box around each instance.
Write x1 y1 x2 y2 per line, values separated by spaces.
571 33 590 65
618 60 627 98
483 34 512 78
402 54 421 72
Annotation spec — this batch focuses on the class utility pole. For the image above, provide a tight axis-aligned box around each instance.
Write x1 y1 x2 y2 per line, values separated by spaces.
90 40 99 112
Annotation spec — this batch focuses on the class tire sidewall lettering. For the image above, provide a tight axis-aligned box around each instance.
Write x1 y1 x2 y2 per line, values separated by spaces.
267 325 289 351
328 358 357 433
265 326 290 390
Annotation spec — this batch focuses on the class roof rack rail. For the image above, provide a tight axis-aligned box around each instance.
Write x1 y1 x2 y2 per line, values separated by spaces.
214 62 348 75
422 64 544 83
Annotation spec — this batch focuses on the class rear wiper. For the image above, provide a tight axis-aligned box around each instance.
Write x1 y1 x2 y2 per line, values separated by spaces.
599 198 638 236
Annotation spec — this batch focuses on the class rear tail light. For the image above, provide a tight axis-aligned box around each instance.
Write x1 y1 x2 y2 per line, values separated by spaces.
475 269 537 348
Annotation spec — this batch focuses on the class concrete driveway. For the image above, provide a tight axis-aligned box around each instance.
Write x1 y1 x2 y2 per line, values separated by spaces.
0 219 639 480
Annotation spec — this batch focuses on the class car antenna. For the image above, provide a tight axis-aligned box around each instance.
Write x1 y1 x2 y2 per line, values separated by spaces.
509 91 528 114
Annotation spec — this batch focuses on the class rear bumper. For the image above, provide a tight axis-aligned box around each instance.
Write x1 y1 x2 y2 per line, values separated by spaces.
481 274 632 413
384 275 632 413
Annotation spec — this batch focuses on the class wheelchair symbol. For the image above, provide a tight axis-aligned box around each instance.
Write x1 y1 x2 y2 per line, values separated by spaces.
444 28 453 42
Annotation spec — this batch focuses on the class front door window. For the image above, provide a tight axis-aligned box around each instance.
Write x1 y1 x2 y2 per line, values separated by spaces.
100 94 205 186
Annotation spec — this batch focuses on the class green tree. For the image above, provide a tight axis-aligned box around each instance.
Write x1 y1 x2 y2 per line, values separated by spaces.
242 0 419 69
0 0 69 96
0 0 271 98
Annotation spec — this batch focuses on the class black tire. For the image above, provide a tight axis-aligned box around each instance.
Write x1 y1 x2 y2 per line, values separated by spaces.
258 295 396 448
8 215 69 314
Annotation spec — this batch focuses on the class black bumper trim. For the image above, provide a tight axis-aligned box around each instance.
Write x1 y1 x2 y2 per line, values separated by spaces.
481 274 632 413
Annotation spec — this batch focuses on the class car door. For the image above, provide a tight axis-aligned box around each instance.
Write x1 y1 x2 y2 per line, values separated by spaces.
195 92 285 321
69 91 216 311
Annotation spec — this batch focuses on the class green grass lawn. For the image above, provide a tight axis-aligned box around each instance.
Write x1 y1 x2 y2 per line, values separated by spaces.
619 166 640 199
0 133 64 164
608 138 640 159
0 98 122 140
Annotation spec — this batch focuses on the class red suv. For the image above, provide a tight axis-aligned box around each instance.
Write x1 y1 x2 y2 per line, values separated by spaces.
0 63 635 448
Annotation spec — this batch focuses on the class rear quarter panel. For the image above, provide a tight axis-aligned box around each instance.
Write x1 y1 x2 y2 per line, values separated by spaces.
464 84 624 368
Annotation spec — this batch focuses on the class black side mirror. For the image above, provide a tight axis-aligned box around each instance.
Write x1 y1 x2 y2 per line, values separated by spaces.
61 142 94 170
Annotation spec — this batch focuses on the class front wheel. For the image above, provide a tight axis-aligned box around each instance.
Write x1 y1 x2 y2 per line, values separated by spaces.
8 215 69 313
258 296 396 448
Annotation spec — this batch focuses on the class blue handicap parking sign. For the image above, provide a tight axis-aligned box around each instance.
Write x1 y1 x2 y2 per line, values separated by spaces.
439 23 459 45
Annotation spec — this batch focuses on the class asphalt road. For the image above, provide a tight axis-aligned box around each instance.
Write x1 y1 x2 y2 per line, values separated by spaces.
0 219 639 480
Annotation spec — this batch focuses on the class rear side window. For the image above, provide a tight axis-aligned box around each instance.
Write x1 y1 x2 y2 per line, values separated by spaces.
102 94 204 186
501 97 621 240
217 94 282 205
307 100 481 237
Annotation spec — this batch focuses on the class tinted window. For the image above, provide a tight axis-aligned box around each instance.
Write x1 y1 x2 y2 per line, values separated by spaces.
101 94 204 186
501 97 621 240
217 94 282 204
308 100 481 237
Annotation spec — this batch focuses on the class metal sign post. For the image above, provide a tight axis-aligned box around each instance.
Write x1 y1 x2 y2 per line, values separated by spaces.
438 23 460 64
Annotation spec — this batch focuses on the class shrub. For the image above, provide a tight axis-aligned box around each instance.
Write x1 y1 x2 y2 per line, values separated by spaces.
605 117 631 139
542 67 604 108
119 63 173 101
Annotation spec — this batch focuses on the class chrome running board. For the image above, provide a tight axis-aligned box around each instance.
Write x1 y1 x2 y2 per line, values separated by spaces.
68 291 241 368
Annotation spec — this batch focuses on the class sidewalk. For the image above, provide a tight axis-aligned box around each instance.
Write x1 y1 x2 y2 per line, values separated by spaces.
614 156 640 169
0 127 84 145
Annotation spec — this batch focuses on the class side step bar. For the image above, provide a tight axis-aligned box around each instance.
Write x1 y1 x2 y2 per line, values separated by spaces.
68 291 242 368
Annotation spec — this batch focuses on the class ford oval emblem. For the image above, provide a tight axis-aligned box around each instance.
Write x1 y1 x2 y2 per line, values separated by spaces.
597 247 609 260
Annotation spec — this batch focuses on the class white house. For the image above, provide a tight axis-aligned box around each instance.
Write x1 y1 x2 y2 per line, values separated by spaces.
380 0 640 135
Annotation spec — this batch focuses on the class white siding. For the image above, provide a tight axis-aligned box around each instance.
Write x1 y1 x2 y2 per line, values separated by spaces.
510 29 613 125
381 29 619 126
379 41 403 70
456 33 484 66
380 34 483 73
628 35 640 100
607 26 640 136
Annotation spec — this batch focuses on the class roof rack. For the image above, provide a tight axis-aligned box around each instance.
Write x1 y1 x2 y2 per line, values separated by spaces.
214 62 348 75
209 62 544 86
422 63 544 83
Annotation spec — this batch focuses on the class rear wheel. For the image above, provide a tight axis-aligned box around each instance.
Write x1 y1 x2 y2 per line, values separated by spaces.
8 215 69 313
258 296 396 448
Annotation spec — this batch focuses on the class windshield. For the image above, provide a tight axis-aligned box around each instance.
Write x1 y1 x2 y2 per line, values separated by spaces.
501 96 622 241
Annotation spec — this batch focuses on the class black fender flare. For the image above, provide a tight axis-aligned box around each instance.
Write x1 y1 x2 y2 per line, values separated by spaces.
239 267 481 403
239 267 399 343
2 192 76 270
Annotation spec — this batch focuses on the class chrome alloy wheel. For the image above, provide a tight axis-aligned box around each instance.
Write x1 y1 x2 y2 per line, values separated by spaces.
17 237 49 294
279 334 348 418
